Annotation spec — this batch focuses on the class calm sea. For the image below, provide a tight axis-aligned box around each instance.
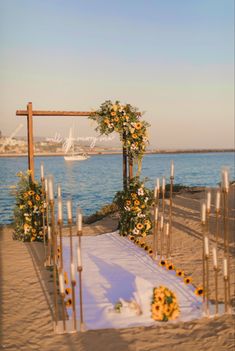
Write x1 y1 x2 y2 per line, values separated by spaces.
0 152 234 224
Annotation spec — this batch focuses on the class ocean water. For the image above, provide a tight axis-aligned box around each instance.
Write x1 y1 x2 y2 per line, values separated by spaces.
0 152 234 224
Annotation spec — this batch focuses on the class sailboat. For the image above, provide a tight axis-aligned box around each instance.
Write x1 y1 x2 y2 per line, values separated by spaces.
63 127 90 161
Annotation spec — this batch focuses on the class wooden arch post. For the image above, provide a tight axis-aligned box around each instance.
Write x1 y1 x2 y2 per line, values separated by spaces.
16 102 132 187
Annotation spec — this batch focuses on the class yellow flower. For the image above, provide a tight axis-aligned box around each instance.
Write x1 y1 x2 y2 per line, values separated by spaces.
132 133 138 139
195 287 203 296
110 111 116 116
112 104 118 111
65 287 72 295
134 199 140 206
126 200 131 206
141 232 147 237
131 193 137 199
144 245 149 251
125 115 129 121
114 117 119 122
28 200 33 207
136 223 143 230
176 269 184 277
19 204 24 209
159 260 166 267
129 235 135 241
35 194 40 201
141 204 145 209
166 263 174 271
135 122 142 130
23 193 28 199
104 118 109 124
148 248 153 254
184 276 192 285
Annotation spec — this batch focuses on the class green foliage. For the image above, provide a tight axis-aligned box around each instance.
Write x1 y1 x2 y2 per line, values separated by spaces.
13 171 45 242
114 177 153 238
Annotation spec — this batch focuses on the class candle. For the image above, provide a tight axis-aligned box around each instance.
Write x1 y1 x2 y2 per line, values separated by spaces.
77 245 82 267
57 184 62 198
59 272 65 295
170 161 174 178
48 175 54 201
67 200 72 221
47 226 51 240
154 207 158 221
165 222 169 236
154 186 158 199
77 208 82 232
216 190 221 211
160 215 164 230
206 191 211 212
162 177 166 192
222 169 229 192
223 258 228 277
204 236 209 257
71 262 76 283
212 247 217 268
40 163 44 180
201 202 206 224
156 178 160 191
58 198 63 222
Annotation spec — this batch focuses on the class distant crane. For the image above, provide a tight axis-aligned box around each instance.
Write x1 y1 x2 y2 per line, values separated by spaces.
0 123 24 151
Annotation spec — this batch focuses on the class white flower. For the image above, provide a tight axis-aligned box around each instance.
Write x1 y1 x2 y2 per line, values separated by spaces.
131 144 137 150
133 228 139 235
124 206 131 212
144 197 149 203
137 188 144 196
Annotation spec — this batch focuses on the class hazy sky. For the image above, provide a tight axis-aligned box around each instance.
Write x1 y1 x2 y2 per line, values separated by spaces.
0 0 234 149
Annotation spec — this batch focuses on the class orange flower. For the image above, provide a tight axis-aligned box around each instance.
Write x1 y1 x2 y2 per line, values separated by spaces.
135 122 142 130
184 276 192 284
132 134 138 139
111 111 116 116
195 287 203 296
136 223 143 230
176 269 184 277
134 199 140 206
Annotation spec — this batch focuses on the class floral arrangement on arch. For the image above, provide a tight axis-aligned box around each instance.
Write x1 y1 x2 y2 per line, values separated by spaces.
89 100 150 162
151 286 180 321
114 177 153 237
13 171 45 242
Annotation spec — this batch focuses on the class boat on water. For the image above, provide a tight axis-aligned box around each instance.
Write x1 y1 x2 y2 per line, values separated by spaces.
63 127 90 162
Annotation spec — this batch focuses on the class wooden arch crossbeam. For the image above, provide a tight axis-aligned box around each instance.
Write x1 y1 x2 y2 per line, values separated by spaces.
16 102 131 186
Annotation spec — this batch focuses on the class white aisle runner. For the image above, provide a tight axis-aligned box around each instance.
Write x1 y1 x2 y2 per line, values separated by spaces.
62 232 203 330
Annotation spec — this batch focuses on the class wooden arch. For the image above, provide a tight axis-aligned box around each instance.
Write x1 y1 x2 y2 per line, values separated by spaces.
16 102 133 188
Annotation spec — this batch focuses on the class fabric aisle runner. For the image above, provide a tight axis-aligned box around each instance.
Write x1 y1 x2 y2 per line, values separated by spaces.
62 232 203 330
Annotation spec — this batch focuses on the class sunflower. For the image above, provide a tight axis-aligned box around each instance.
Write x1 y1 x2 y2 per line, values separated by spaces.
136 223 143 230
35 194 40 201
126 200 131 206
110 111 116 116
176 269 184 277
141 204 146 209
129 235 135 241
131 193 137 199
134 199 140 206
159 260 166 267
27 200 33 207
144 245 149 251
135 239 140 245
132 133 138 139
57 248 61 253
148 248 153 254
195 287 203 296
114 117 119 122
65 287 72 295
28 190 34 196
166 263 174 271
65 298 72 307
135 122 142 130
140 242 145 248
184 276 192 284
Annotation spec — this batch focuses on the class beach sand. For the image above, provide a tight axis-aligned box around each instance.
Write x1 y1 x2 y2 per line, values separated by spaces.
1 187 234 351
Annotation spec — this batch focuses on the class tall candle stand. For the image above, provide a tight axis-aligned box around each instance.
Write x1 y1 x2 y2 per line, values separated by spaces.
45 179 51 266
204 236 210 316
223 257 228 313
160 215 164 259
77 208 85 332
153 206 159 259
212 246 218 315
162 177 166 216
67 200 77 331
59 271 66 332
41 175 47 261
169 174 174 259
201 202 206 307
165 222 170 259
222 189 231 313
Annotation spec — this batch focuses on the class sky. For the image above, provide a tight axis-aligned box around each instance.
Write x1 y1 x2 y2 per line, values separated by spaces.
0 0 234 149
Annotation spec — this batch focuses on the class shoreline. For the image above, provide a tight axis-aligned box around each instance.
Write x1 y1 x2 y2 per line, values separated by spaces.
0 149 234 158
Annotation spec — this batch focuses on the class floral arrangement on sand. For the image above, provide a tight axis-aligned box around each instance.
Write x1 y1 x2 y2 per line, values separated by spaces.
151 286 180 321
13 171 45 242
114 177 153 237
89 100 150 163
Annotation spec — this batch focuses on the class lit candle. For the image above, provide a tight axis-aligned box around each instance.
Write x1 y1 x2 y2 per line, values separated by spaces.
223 258 228 278
222 169 229 192
77 208 82 232
71 261 76 283
59 272 65 295
77 245 82 267
67 200 72 221
170 161 174 178
156 178 160 192
162 177 166 192
40 163 44 180
212 247 217 268
58 198 63 222
165 222 169 236
201 202 206 224
206 191 211 212
160 215 164 230
47 226 51 240
48 175 54 201
216 190 221 211
154 207 158 221
204 236 209 257
57 184 62 198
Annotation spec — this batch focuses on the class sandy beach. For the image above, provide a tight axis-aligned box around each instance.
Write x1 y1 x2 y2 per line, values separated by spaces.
1 188 234 351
